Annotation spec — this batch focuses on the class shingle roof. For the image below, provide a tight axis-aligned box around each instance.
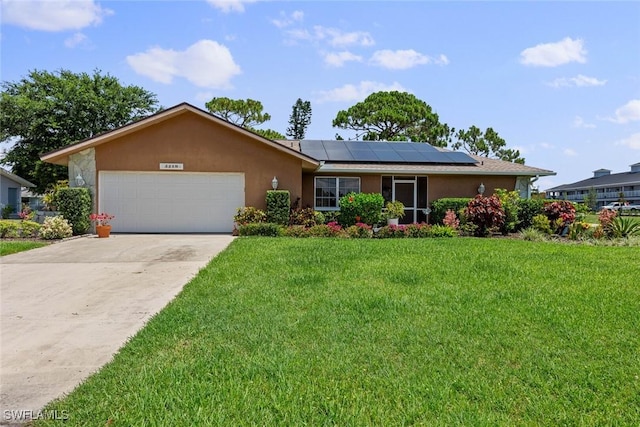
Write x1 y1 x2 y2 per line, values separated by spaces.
0 168 36 187
275 140 555 176
546 171 640 191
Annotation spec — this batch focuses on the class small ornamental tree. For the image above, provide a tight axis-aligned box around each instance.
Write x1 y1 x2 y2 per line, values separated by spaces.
465 195 505 237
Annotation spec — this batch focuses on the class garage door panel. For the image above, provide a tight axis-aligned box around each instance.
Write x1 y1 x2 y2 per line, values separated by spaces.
99 172 244 233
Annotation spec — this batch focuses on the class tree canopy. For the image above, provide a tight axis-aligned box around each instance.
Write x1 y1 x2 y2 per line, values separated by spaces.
205 96 286 139
452 126 525 164
205 97 271 128
0 69 159 193
286 98 312 140
331 91 450 147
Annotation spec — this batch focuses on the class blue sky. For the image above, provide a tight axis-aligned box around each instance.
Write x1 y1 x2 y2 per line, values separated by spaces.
1 0 639 191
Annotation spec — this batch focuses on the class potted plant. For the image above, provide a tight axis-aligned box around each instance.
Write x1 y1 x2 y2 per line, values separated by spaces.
385 201 405 226
90 212 115 238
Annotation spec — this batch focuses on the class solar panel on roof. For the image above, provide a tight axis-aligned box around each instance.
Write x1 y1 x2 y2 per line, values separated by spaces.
299 140 478 164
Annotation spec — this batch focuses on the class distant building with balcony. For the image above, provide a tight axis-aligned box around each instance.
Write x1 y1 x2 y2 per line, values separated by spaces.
546 163 640 208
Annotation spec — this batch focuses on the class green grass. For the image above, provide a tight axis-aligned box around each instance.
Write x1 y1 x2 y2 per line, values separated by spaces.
37 238 639 426
0 240 47 256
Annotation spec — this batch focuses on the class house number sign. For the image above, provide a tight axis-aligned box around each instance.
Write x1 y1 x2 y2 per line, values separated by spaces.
159 163 184 170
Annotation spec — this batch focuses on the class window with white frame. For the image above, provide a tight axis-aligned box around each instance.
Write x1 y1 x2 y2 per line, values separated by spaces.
314 177 360 210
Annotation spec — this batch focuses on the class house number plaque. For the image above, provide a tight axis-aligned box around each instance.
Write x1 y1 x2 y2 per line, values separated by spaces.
159 163 184 170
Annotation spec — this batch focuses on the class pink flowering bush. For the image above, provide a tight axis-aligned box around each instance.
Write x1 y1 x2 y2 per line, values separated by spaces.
442 209 460 230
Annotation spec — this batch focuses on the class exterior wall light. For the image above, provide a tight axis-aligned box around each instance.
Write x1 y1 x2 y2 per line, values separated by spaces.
478 183 485 195
271 176 278 190
75 173 85 187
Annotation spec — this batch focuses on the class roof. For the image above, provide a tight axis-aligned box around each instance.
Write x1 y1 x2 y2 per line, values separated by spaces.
547 170 640 191
275 140 554 177
41 103 319 168
0 168 36 187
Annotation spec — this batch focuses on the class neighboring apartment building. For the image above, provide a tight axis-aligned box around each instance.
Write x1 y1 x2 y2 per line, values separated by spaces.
546 163 640 208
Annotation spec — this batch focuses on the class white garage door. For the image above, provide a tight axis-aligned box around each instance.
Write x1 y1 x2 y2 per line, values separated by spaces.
99 172 245 233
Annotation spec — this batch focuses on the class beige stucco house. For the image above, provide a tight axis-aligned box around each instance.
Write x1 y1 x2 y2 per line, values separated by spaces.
41 102 555 233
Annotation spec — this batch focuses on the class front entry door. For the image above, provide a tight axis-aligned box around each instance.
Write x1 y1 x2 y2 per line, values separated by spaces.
394 180 416 224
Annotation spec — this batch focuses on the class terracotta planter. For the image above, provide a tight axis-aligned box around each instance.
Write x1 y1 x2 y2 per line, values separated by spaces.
96 225 112 238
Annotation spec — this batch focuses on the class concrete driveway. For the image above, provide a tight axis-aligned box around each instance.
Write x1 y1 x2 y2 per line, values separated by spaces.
0 234 234 424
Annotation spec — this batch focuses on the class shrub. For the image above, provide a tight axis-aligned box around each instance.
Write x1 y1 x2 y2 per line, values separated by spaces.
2 205 15 219
466 195 505 237
404 223 430 238
339 192 384 226
517 198 545 230
234 207 267 225
237 222 283 237
322 211 340 224
532 214 553 234
19 220 41 238
0 220 20 238
568 221 593 240
42 179 69 211
520 227 548 242
606 216 640 238
442 209 460 229
430 198 472 225
427 224 457 238
39 216 73 240
282 225 310 238
56 187 92 235
543 200 576 234
598 208 617 229
266 190 291 226
314 211 326 225
345 222 373 238
289 208 318 227
495 188 520 234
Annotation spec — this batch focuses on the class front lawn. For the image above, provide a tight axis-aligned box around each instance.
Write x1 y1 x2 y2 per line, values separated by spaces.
37 238 639 426
0 240 47 256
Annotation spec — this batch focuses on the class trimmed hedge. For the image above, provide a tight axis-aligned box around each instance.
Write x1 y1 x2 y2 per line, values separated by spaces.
430 198 472 225
0 220 41 238
56 187 92 235
237 223 283 236
266 190 290 226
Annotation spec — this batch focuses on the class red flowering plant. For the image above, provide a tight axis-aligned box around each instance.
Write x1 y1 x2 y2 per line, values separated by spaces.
90 213 115 226
543 201 576 234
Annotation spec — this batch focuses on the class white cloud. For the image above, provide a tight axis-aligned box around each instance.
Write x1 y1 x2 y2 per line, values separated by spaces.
616 133 640 150
206 0 257 13
64 32 90 48
573 116 596 129
314 81 407 103
323 51 362 67
271 10 303 28
287 25 374 47
539 142 554 149
126 40 241 89
548 74 606 88
369 49 449 70
1 0 113 31
603 99 640 124
520 37 587 67
563 148 578 156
